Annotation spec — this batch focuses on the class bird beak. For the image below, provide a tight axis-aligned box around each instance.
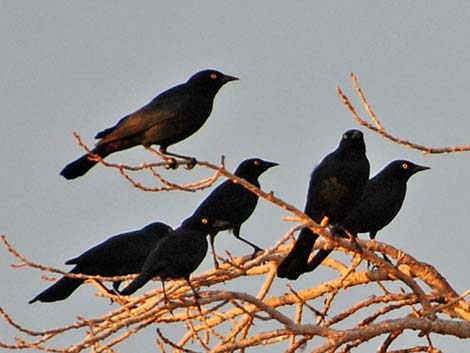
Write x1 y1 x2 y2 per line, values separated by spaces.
413 164 430 173
264 161 279 169
221 74 239 83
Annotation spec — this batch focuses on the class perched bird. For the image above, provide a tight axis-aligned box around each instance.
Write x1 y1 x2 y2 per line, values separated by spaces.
29 222 172 303
60 69 238 179
118 217 209 301
183 158 278 267
277 130 370 280
306 160 430 272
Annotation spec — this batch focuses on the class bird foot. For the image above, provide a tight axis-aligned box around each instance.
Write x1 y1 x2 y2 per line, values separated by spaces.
193 298 202 315
105 289 119 304
348 235 362 253
381 253 392 264
367 253 393 269
250 247 264 260
184 158 197 170
163 297 176 316
164 158 178 169
109 294 129 306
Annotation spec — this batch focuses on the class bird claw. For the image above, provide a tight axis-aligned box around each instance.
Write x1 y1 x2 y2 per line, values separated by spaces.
348 235 362 253
106 289 118 304
381 253 392 264
163 296 176 316
250 247 264 259
367 253 393 269
165 158 178 169
184 158 197 170
194 298 203 315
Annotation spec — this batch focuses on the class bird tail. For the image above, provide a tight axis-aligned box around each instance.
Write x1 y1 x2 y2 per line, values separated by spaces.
29 269 84 303
304 226 353 273
305 249 333 273
60 147 107 180
276 228 318 280
119 272 153 296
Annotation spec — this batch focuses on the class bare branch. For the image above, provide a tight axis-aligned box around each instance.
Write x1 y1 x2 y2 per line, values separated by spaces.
337 73 470 154
3 96 470 352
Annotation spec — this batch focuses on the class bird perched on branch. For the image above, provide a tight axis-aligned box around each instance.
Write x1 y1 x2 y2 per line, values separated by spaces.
305 160 430 272
183 158 278 268
277 129 370 280
118 217 210 302
60 69 238 179
29 222 172 303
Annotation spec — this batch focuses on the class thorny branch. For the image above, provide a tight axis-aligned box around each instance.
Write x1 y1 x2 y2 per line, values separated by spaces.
2 77 470 352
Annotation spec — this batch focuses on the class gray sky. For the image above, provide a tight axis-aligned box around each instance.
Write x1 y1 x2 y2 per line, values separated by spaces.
1 1 470 351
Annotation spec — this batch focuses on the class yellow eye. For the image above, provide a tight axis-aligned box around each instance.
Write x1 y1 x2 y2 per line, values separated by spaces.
402 163 409 170
201 218 209 224
210 73 218 80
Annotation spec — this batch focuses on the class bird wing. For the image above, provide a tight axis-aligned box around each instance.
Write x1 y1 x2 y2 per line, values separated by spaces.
304 152 368 222
65 232 156 266
96 85 191 145
191 181 257 229
344 178 406 234
64 234 130 265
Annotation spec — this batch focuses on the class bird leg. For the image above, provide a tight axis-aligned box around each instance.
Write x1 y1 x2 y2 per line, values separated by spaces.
368 252 393 269
209 233 220 268
333 226 366 265
232 228 263 259
159 280 178 316
159 147 197 170
186 278 202 314
161 280 172 305
90 279 119 304
143 146 178 169
112 280 122 293
348 232 362 253
381 253 392 263
236 235 263 258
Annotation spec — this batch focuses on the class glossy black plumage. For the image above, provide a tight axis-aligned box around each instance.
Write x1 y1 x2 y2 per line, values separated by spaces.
118 218 209 297
60 69 238 179
277 130 370 279
29 222 172 303
183 158 278 267
306 160 430 272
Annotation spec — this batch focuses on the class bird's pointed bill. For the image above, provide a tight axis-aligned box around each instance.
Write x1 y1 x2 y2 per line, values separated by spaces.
413 164 431 173
221 74 239 83
264 161 279 169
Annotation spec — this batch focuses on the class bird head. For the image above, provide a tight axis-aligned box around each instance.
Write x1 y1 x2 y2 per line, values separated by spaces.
180 216 212 233
234 158 279 179
385 160 430 181
338 129 366 155
188 69 238 92
141 222 173 235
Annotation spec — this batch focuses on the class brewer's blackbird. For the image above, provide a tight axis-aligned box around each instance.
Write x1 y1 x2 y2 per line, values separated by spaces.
29 222 172 303
277 130 370 279
60 69 238 179
183 158 278 267
118 217 209 299
306 160 430 272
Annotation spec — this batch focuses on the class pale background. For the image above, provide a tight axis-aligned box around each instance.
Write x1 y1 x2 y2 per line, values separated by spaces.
1 1 469 351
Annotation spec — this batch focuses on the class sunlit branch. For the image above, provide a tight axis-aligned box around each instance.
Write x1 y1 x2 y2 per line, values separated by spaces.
337 73 470 154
